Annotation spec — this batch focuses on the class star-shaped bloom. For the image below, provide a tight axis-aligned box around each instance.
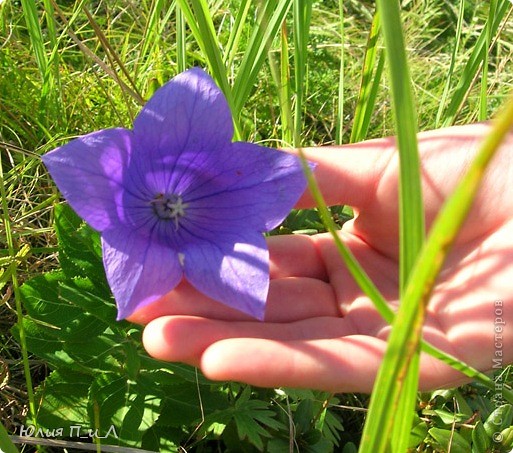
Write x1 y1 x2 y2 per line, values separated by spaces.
43 68 310 320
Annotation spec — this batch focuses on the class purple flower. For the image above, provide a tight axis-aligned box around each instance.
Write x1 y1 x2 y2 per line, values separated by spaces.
42 68 309 321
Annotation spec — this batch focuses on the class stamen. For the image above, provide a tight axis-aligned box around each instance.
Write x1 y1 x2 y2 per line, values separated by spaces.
151 193 187 228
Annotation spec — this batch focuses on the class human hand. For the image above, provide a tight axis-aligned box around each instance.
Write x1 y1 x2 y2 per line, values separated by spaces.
130 123 513 393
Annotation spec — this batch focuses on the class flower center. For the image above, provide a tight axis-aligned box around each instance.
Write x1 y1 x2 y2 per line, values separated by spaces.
151 193 187 228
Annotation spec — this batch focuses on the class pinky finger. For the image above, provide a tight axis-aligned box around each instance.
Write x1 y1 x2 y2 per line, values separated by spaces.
199 337 469 393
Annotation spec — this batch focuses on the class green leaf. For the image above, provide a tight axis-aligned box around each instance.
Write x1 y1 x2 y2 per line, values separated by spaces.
53 203 107 286
156 383 205 427
499 426 513 448
0 421 19 453
295 399 315 433
157 383 230 428
34 368 94 430
471 421 490 453
233 398 285 450
20 272 110 342
429 427 472 453
433 408 469 426
484 404 513 438
408 416 428 449
88 373 162 446
59 278 117 324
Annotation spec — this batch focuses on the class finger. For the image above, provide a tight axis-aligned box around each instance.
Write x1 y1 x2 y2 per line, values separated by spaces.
129 233 335 324
142 315 356 366
268 234 328 280
290 137 395 209
293 123 497 212
198 337 468 393
130 274 339 324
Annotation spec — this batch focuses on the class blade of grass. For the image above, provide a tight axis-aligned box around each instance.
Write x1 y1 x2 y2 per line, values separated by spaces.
135 0 177 80
349 11 383 144
175 0 239 135
82 6 143 117
20 0 61 124
223 0 251 69
441 0 511 126
360 87 513 453
434 0 465 128
0 422 18 453
50 0 144 106
479 0 497 121
137 0 170 71
41 0 64 127
0 150 37 433
20 0 48 83
292 0 313 147
357 0 424 449
232 0 293 116
268 22 293 145
176 2 187 73
335 0 344 145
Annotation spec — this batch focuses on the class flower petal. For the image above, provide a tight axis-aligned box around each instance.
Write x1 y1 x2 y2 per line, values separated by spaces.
183 142 310 232
182 232 269 320
102 227 183 319
42 128 133 232
132 68 233 194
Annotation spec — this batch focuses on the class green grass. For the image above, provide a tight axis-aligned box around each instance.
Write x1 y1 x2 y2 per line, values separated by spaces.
1 0 513 451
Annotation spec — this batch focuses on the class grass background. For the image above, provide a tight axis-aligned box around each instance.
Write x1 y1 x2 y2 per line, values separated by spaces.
1 0 513 451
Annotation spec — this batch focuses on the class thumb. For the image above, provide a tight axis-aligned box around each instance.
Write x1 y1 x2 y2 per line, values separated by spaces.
289 136 396 210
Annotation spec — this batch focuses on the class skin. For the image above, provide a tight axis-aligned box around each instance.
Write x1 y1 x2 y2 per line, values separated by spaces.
129 123 513 393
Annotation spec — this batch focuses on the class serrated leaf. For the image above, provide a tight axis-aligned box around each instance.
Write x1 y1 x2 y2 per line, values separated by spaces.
34 368 93 430
53 203 106 284
156 383 204 427
59 278 117 324
12 318 71 368
20 272 110 342
233 399 285 450
141 425 182 452
88 373 162 447
139 355 212 384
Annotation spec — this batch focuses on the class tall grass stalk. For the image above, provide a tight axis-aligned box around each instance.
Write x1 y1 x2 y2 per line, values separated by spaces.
292 0 313 146
83 6 142 121
223 0 251 69
268 23 293 145
349 11 383 144
0 156 38 431
231 0 293 117
335 0 344 145
50 0 144 106
358 0 424 448
175 0 239 134
479 0 497 120
176 4 187 73
441 0 511 126
20 0 62 125
361 76 513 453
434 0 465 127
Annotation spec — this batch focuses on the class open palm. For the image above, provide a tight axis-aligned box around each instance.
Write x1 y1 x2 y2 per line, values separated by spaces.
131 123 513 393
